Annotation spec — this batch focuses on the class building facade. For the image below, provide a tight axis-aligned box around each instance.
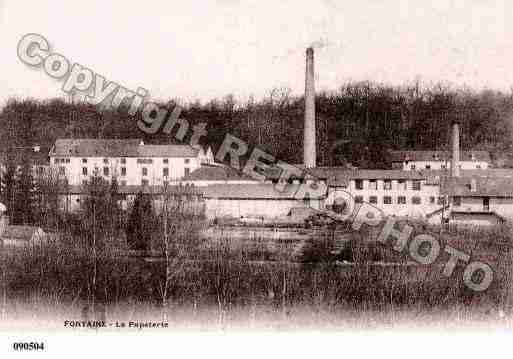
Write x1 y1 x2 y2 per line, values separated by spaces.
49 139 213 186
390 151 491 171
441 176 513 225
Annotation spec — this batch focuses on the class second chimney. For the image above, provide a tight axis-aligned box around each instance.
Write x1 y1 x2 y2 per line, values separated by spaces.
451 122 460 177
304 47 316 168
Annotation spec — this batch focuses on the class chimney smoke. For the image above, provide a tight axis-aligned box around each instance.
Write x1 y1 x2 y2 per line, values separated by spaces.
304 47 316 168
451 122 460 177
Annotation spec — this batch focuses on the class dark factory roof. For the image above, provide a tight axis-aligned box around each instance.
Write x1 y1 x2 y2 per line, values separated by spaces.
183 164 256 182
138 145 198 158
202 184 326 200
50 139 198 158
51 139 142 157
441 176 513 197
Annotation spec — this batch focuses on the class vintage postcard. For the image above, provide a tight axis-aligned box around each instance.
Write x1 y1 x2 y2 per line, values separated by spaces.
0 0 512 357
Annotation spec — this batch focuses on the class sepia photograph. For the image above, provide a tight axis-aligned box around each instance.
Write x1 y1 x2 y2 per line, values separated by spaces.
1 0 513 357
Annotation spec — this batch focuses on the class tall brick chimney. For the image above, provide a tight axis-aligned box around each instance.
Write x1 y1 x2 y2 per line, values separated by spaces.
304 47 316 168
451 122 460 177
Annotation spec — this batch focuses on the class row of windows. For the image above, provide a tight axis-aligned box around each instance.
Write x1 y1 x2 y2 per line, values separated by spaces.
354 179 421 191
54 158 70 164
78 158 192 164
408 164 481 170
353 195 445 205
77 167 191 177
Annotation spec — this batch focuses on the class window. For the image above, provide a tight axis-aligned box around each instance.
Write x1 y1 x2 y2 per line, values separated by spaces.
429 196 435 204
103 167 109 176
412 196 421 205
425 165 431 169
137 158 153 164
163 168 169 177
476 165 481 169
369 196 378 204
384 180 392 190
412 180 421 191
121 167 126 176
65 158 70 163
354 196 363 204
103 158 109 164
184 158 190 164
141 179 149 186
453 196 461 206
483 197 490 211
410 164 416 170
163 159 169 164
38 166 44 174
82 158 87 163
120 158 126 164
82 167 88 176
397 196 406 204
441 164 446 169
59 166 65 175
142 167 148 176
397 180 407 190
355 179 363 190
383 196 392 204
369 180 377 190
82 180 87 185
184 168 190 176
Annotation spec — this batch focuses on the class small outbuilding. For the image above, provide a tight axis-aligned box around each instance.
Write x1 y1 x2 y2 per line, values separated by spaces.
1 225 46 248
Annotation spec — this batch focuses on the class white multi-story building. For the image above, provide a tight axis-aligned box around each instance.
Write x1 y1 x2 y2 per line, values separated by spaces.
322 170 442 218
390 151 491 171
49 139 212 186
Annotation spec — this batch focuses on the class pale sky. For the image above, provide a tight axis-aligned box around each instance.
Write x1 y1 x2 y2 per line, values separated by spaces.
1 0 512 106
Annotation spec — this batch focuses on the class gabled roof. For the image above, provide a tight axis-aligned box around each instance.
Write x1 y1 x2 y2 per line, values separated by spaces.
390 150 491 162
50 139 141 157
50 139 199 158
202 184 326 200
183 165 256 182
441 176 513 197
1 225 43 240
138 145 198 158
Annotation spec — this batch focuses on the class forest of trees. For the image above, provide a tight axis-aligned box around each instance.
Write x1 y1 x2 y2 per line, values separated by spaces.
0 81 512 221
1 80 513 228
1 81 513 169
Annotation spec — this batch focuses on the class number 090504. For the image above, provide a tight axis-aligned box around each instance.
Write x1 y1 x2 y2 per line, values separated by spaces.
13 342 45 351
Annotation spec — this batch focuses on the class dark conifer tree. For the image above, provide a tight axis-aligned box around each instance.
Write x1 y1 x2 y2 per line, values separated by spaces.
126 192 156 251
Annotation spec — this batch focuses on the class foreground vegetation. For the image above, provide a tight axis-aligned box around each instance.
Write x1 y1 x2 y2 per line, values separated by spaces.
1 218 512 329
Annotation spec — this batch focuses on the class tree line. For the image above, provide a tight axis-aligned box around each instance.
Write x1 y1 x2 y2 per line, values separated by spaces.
1 81 513 169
